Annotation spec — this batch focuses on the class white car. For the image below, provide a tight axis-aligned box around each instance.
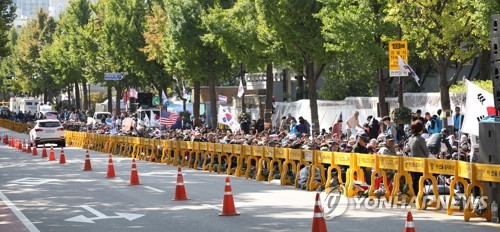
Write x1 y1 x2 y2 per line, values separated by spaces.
29 119 65 147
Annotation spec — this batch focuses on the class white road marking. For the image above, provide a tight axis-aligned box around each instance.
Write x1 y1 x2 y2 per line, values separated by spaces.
65 205 144 223
7 177 57 186
143 186 165 193
0 190 40 232
201 204 222 211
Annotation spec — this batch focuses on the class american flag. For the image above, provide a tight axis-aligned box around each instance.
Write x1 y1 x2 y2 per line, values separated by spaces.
160 112 179 126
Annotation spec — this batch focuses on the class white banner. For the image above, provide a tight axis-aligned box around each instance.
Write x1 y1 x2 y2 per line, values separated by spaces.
461 80 495 136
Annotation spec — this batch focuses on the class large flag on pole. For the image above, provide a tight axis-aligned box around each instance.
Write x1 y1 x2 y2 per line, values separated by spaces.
182 84 189 99
160 112 179 126
162 90 168 105
397 55 420 86
237 79 244 98
461 80 496 136
218 106 240 131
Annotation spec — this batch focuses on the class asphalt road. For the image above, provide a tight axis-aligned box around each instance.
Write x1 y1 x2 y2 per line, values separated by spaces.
0 127 499 232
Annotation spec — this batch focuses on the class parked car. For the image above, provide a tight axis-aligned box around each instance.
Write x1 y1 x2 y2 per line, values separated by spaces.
29 119 65 147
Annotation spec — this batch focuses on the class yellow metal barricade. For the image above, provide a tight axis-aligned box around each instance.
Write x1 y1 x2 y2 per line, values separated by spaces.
271 148 286 184
191 142 200 169
241 145 253 179
295 149 314 189
251 146 264 180
160 140 169 164
391 157 419 204
215 143 226 174
207 143 216 172
282 148 300 186
178 141 187 167
231 144 242 176
221 144 234 175
317 151 335 190
199 142 209 170
309 151 327 191
464 162 495 222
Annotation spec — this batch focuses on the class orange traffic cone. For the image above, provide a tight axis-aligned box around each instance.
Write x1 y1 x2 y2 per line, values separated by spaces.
27 142 31 153
59 148 66 164
32 145 38 156
83 151 92 171
106 154 116 178
172 167 190 201
48 146 56 161
311 193 328 232
219 177 239 216
41 144 47 158
129 159 140 185
404 212 416 232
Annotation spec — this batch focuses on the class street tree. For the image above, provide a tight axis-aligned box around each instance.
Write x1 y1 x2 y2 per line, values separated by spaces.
13 9 57 102
162 0 233 127
255 0 331 133
0 0 15 58
203 0 283 125
387 0 499 126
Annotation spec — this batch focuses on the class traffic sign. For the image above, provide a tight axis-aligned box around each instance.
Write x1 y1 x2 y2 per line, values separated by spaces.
104 73 123 81
389 40 409 77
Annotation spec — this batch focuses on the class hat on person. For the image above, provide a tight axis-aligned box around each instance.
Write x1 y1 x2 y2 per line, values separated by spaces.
357 133 370 143
385 134 395 142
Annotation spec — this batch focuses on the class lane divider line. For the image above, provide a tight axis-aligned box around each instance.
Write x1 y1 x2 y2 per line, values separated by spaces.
201 204 222 211
0 190 40 232
143 186 165 193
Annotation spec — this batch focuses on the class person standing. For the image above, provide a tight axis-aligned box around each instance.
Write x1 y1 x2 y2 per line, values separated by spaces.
453 107 464 133
346 111 362 139
367 115 380 139
332 118 343 136
408 120 430 195
382 116 398 144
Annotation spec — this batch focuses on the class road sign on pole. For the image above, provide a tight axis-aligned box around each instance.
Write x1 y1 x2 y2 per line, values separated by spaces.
104 73 123 81
389 40 409 77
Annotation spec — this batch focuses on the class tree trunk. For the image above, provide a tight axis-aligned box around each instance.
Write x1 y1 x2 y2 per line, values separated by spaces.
107 85 112 113
74 81 81 111
115 86 121 116
306 62 320 134
67 83 71 109
297 75 304 99
82 80 88 111
265 63 274 126
438 57 451 128
43 87 48 104
377 68 388 117
193 80 200 126
208 60 217 128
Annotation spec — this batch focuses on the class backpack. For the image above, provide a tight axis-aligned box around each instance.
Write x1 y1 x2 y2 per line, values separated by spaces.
396 127 404 142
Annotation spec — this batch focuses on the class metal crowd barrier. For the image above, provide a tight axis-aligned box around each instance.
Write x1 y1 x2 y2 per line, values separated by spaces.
56 131 499 222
